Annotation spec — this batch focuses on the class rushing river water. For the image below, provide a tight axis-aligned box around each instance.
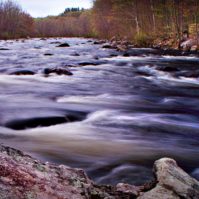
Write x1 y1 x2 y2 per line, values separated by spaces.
0 38 199 185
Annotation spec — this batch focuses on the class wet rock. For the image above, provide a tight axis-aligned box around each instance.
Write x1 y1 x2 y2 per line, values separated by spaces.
9 70 35 75
109 54 118 57
138 158 199 199
65 64 79 68
50 41 61 44
56 43 70 47
156 66 179 72
136 71 152 77
44 53 53 56
71 52 80 56
5 114 85 130
102 44 116 49
123 52 130 57
93 40 106 45
0 48 10 50
43 67 73 76
175 70 199 78
116 45 128 51
78 62 99 66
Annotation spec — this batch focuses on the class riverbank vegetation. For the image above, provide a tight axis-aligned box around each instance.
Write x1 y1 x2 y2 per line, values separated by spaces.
0 0 34 39
1 0 199 48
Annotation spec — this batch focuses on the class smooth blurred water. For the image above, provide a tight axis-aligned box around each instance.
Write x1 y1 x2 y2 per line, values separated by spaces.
0 38 199 185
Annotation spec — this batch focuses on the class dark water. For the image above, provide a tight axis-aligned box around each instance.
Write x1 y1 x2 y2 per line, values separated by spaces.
0 38 199 185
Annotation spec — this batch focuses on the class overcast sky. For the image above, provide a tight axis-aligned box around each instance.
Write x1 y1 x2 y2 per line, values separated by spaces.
16 0 93 17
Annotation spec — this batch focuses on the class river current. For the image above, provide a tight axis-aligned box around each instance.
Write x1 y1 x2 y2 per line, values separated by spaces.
0 38 199 185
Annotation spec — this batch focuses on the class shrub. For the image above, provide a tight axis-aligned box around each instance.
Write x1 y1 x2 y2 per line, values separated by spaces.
134 33 154 47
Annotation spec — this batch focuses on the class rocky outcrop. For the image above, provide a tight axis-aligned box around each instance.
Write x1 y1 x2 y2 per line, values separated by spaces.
0 146 198 199
180 38 198 51
138 158 199 199
0 145 136 199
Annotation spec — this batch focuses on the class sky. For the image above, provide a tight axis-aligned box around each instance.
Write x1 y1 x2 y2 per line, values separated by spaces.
16 0 93 17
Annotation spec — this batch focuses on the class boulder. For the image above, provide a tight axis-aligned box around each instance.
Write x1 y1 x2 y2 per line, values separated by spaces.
191 45 198 51
138 158 199 199
56 43 70 47
0 145 137 199
0 145 93 199
180 39 197 51
43 67 73 76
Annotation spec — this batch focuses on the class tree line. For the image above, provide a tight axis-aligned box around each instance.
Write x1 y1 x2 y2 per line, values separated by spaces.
0 0 33 39
1 0 199 44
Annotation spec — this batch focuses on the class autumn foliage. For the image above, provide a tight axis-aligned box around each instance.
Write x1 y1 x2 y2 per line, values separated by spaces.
0 0 199 42
0 0 34 39
91 0 199 42
34 0 199 43
35 10 94 38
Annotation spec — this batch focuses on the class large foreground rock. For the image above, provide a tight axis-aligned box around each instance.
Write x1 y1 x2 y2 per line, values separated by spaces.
0 145 136 199
0 146 198 199
138 158 199 199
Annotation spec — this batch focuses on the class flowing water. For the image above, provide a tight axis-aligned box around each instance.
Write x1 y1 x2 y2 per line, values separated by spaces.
0 38 199 185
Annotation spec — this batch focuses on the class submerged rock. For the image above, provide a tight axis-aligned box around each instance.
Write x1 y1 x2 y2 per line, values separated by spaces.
0 146 198 199
9 70 35 75
56 43 70 47
43 67 73 76
0 48 10 50
44 53 53 56
50 41 61 44
78 62 99 66
156 66 179 72
71 52 80 56
102 44 116 49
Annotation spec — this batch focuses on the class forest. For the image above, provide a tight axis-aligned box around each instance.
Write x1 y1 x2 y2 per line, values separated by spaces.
0 0 199 45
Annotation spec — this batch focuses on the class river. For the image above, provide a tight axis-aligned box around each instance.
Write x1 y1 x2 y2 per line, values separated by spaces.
0 38 199 185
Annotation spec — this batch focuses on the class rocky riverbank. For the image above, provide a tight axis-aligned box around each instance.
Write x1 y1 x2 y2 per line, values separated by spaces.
0 145 198 199
94 36 199 57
